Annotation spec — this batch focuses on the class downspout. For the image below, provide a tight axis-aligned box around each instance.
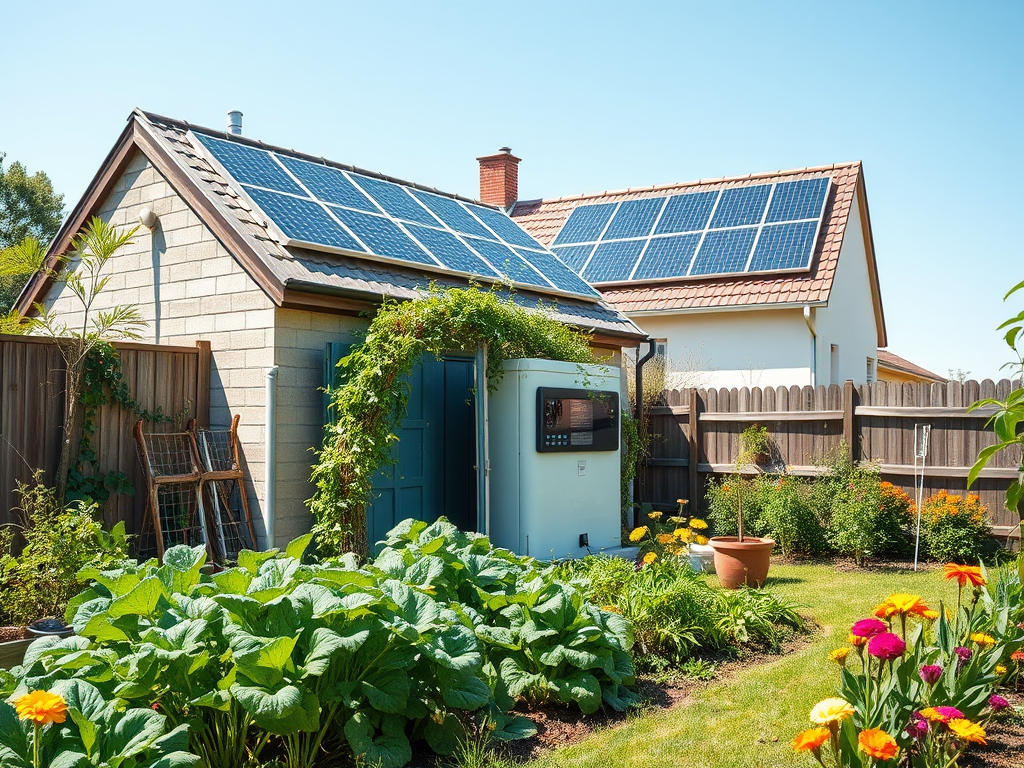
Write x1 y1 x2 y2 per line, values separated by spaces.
264 366 279 549
633 338 657 526
474 343 490 536
803 306 817 387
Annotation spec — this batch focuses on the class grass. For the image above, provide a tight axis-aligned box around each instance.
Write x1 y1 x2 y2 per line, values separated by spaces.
523 563 960 768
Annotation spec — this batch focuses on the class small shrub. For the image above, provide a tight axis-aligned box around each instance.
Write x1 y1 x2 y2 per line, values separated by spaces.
921 491 993 563
0 472 129 626
705 475 760 538
828 469 913 565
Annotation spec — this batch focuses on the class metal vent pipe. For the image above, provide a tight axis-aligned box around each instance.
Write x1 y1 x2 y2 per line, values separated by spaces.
227 110 243 135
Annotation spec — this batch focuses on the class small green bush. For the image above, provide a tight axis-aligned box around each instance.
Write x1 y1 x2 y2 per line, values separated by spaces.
561 555 804 671
828 470 913 564
0 472 129 626
921 491 993 563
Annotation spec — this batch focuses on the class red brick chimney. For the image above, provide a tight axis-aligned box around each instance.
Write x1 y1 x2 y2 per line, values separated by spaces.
477 147 520 209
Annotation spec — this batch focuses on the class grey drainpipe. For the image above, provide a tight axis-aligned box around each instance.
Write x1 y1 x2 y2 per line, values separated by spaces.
264 366 279 549
803 306 817 387
633 338 658 523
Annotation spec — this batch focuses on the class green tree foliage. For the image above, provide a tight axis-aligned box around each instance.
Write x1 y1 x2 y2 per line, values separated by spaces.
0 153 64 310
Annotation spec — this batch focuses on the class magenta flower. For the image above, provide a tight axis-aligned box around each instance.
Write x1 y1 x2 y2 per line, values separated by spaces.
906 713 929 741
988 694 1010 711
932 706 964 720
868 632 906 661
954 646 973 661
919 664 943 685
851 618 888 638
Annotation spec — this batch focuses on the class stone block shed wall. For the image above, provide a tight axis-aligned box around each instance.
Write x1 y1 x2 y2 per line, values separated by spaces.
41 151 367 547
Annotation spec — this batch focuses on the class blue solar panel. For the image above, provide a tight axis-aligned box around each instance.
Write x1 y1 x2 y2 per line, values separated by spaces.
748 221 819 271
197 135 305 196
276 156 377 212
689 228 757 275
404 225 500 277
465 239 550 288
553 203 617 245
582 240 645 283
765 178 830 223
655 191 718 235
514 249 601 297
349 174 441 226
709 185 771 228
410 191 495 240
468 203 543 249
244 187 364 252
329 206 435 265
602 198 666 240
551 244 594 272
632 234 702 280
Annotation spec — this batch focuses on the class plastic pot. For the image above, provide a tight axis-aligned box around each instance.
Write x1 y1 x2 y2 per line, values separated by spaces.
709 536 774 589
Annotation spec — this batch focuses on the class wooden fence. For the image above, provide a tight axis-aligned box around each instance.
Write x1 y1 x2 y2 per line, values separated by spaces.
0 335 210 536
638 379 1023 538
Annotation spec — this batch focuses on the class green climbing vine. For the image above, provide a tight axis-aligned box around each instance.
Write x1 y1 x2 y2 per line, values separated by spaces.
309 285 599 557
66 342 175 505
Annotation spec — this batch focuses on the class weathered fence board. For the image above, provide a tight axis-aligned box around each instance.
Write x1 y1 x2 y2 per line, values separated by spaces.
0 335 210 536
638 379 1023 538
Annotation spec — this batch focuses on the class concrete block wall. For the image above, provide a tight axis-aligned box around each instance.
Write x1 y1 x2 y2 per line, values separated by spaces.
43 152 276 541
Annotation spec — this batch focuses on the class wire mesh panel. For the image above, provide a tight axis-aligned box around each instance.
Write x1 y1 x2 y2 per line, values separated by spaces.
144 433 200 478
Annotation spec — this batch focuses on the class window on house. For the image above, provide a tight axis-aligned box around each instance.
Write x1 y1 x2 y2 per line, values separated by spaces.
866 357 875 383
830 344 840 385
654 339 668 359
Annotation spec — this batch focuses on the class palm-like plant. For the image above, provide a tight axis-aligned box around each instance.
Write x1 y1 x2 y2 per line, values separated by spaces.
0 217 145 499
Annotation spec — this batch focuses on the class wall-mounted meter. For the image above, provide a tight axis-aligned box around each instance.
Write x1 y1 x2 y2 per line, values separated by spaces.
536 388 619 452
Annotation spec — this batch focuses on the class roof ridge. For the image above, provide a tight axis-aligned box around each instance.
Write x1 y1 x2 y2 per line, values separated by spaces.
516 161 863 207
136 110 498 211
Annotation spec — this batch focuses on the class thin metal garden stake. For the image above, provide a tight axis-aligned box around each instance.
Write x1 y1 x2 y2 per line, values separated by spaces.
912 423 931 571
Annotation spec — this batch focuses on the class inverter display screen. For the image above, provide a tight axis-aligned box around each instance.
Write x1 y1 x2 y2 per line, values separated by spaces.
536 388 619 453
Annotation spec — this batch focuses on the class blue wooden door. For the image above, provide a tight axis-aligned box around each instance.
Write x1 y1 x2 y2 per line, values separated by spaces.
324 345 476 547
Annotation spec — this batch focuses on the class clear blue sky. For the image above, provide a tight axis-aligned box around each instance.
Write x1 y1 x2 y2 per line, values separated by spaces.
2 1 1021 379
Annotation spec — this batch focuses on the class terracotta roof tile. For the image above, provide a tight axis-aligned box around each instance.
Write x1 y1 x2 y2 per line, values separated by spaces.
876 350 946 383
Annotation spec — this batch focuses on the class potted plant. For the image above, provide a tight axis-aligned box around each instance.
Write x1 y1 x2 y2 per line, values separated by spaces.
709 424 776 588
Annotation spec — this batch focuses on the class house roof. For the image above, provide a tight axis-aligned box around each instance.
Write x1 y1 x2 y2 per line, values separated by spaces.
876 349 946 383
511 162 887 346
18 111 644 344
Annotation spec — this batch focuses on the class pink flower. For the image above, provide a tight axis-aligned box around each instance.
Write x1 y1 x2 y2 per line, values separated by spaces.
906 713 929 741
851 618 888 638
868 632 906 661
919 664 943 685
954 646 973 661
988 694 1010 711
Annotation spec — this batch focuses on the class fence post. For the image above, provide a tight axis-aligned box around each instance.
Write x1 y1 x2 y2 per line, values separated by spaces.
688 388 701 511
196 340 212 428
842 379 856 464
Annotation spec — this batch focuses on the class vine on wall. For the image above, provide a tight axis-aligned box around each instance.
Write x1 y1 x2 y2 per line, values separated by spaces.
308 286 598 557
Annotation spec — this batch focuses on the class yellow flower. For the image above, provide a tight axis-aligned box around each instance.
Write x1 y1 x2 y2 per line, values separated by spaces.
689 518 708 530
947 718 986 745
656 533 674 545
642 552 657 565
830 647 851 666
882 593 930 616
809 698 855 726
970 632 996 647
647 511 663 520
667 516 686 524
922 609 939 621
629 526 649 542
848 633 867 647
600 605 622 614
14 690 68 726
996 665 1007 675
694 535 709 546
674 527 693 542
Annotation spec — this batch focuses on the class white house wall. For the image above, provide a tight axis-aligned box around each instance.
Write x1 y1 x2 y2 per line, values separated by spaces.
624 189 880 389
811 187 880 386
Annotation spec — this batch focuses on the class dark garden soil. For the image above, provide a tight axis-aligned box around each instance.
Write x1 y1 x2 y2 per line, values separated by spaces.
960 689 1024 768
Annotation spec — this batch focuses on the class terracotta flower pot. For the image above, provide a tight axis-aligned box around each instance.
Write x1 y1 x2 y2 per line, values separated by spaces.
709 536 775 589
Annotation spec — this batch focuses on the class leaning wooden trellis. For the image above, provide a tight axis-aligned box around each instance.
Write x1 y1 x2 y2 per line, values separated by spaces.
134 416 257 563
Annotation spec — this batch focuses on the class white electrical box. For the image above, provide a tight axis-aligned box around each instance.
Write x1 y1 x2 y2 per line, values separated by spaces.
488 359 622 560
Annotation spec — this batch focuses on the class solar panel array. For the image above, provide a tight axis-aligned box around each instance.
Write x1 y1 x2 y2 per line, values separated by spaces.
193 133 600 300
551 177 830 284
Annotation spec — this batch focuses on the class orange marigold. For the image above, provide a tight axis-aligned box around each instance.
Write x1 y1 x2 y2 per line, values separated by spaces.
859 728 898 760
947 718 986 745
14 690 68 726
792 727 830 752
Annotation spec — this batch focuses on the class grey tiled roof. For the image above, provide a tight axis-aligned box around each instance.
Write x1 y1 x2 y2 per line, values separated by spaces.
140 111 643 338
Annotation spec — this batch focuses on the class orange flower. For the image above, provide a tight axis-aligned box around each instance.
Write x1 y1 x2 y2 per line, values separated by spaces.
884 593 930 616
792 727 830 752
830 647 851 666
922 609 940 621
947 718 986 745
642 552 657 565
14 690 68 726
600 605 622 614
943 564 986 588
1012 650 1024 662
970 632 996 647
859 728 898 760
848 633 867 647
656 533 675 545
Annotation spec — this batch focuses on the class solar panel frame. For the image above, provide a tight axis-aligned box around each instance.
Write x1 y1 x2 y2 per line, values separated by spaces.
275 155 378 212
410 190 495 240
654 190 720 235
328 205 439 267
689 228 758 276
582 240 646 283
765 177 831 223
552 202 619 245
466 202 546 249
631 233 702 281
709 185 772 229
403 224 501 277
513 248 601 298
551 244 595 272
243 186 366 253
602 198 666 240
747 221 820 272
194 134 306 196
348 173 444 227
463 238 553 290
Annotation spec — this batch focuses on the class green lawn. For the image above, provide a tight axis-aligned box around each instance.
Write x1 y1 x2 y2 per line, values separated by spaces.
526 563 960 768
